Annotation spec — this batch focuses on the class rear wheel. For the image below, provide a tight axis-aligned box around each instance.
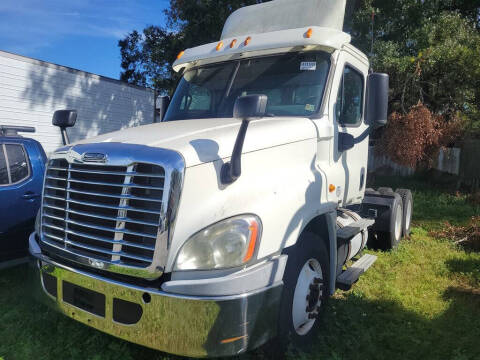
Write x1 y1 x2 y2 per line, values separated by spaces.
378 195 403 250
396 189 413 237
278 232 329 347
377 187 394 195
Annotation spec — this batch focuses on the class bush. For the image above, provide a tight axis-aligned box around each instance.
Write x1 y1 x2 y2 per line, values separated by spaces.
377 103 463 168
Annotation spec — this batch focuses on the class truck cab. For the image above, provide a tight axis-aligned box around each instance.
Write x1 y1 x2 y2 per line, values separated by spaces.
0 126 46 261
28 0 412 357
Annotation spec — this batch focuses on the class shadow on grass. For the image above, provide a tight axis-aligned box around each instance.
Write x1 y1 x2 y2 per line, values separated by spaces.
275 290 480 360
446 258 480 275
445 257 480 290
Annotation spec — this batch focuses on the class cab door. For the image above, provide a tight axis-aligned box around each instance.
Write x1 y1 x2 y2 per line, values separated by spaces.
329 50 370 206
0 142 40 234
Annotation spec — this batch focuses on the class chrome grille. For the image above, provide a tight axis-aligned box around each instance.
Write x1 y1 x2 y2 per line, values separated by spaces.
41 159 165 269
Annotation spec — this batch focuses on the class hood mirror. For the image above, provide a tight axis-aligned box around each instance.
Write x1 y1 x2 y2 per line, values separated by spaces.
221 94 268 185
52 110 77 145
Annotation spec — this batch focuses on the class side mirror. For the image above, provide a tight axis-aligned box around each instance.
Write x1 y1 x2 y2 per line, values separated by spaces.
221 94 268 185
366 73 389 128
233 94 268 119
157 95 170 122
52 110 77 145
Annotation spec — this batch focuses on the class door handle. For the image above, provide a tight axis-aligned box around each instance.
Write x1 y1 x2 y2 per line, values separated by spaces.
23 192 40 200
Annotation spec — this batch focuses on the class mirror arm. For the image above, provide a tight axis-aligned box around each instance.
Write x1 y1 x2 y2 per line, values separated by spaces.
60 128 70 146
221 119 250 184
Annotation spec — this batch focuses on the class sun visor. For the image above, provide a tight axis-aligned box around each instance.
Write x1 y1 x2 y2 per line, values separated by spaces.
221 0 346 40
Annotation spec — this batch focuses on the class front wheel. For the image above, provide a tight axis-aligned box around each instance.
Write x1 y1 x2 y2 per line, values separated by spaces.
278 232 330 347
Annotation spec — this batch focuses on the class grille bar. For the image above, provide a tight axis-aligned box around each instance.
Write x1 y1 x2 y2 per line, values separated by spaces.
45 185 66 192
41 157 165 270
66 209 159 227
43 213 65 222
67 188 163 203
68 178 164 190
43 204 65 212
66 198 160 214
69 168 165 178
64 239 152 262
43 223 65 232
44 194 66 201
43 232 65 242
46 176 68 181
65 219 157 239
65 229 156 251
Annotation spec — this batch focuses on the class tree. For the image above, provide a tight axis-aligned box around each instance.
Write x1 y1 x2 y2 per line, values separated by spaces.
351 1 480 139
119 0 265 92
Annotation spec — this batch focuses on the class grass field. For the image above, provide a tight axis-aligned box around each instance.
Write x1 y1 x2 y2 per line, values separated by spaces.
0 177 479 360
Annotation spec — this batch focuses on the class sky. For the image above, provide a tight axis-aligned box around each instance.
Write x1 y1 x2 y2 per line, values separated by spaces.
0 0 169 79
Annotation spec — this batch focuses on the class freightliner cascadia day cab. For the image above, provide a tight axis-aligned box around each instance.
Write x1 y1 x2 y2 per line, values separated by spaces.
28 0 414 357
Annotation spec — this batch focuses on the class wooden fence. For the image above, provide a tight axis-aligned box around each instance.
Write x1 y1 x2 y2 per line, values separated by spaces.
368 139 480 190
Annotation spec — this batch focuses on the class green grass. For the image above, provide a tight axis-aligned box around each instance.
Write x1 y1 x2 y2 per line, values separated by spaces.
0 177 479 360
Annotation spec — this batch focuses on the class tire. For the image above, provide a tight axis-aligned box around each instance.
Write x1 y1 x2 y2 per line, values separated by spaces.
396 189 413 237
377 187 394 195
278 232 330 348
377 195 403 250
365 188 380 196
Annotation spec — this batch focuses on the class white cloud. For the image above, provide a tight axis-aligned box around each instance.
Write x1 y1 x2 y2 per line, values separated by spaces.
0 0 168 55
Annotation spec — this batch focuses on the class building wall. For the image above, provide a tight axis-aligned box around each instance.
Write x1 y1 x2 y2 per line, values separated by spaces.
0 50 155 154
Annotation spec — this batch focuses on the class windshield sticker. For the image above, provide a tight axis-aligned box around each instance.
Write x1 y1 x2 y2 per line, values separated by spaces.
300 62 317 71
305 104 315 112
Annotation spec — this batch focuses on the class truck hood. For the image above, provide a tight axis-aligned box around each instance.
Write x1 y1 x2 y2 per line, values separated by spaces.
75 117 316 167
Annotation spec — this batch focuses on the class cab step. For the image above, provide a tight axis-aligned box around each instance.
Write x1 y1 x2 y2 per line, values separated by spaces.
337 218 375 240
336 254 377 291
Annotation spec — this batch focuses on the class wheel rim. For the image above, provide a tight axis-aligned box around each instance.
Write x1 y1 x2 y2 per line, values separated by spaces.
395 204 403 241
405 199 412 231
292 258 323 336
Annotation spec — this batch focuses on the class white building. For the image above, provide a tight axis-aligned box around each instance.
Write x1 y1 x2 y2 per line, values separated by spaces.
0 50 156 154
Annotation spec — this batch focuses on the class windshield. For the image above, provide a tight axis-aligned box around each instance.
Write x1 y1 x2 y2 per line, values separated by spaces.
164 51 330 121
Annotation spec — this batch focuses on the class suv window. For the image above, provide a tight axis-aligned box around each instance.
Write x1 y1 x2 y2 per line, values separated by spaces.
0 145 8 185
5 144 29 183
336 66 364 126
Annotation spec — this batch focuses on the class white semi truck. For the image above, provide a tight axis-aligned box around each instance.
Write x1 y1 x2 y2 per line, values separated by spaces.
28 0 413 357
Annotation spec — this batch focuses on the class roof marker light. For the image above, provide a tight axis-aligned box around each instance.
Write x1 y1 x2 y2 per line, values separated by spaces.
176 51 185 60
244 36 252 46
230 39 237 48
216 41 224 51
306 28 313 38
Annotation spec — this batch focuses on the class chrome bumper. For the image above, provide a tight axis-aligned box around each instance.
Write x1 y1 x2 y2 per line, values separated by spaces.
28 233 282 358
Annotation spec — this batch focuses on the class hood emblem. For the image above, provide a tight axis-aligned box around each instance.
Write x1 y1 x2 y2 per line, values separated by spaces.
82 152 108 163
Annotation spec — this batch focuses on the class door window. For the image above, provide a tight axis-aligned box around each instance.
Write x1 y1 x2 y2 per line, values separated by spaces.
336 66 364 126
0 145 8 185
5 144 30 183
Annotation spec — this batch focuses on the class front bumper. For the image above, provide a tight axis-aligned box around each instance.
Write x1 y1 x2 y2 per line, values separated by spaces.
28 233 282 358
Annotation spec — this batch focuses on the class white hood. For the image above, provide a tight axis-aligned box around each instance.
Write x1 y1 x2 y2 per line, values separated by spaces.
75 117 316 167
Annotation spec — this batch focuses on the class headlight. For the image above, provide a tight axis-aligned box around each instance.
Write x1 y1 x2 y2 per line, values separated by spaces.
174 215 261 271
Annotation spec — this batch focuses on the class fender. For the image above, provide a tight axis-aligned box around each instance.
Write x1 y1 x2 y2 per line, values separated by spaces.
325 210 338 296
298 210 338 296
